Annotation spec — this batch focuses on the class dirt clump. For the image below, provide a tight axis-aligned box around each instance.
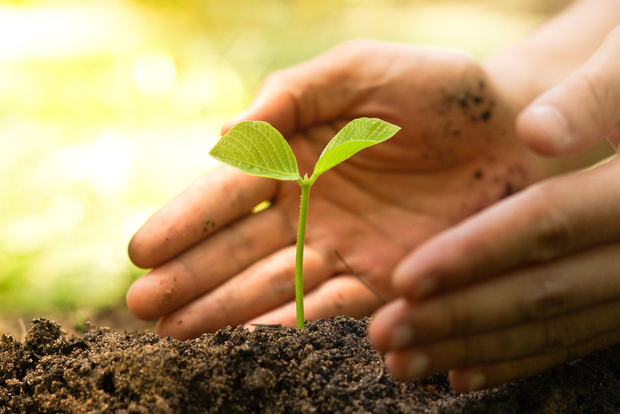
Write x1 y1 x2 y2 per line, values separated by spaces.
1 317 618 413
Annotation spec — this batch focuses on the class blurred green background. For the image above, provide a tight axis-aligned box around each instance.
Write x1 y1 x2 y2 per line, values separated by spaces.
0 0 569 315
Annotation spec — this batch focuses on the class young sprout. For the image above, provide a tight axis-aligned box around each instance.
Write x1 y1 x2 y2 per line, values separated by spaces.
209 118 400 330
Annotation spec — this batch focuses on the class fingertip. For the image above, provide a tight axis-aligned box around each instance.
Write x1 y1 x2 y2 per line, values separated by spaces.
246 310 297 330
242 323 256 332
367 316 388 351
448 369 487 393
516 104 573 156
157 311 217 340
154 318 171 338
155 315 188 340
125 277 154 320
127 232 153 269
219 124 232 136
392 255 438 301
392 266 415 299
220 110 249 135
392 254 420 298
126 267 183 321
368 299 409 352
384 352 411 382
519 26 620 156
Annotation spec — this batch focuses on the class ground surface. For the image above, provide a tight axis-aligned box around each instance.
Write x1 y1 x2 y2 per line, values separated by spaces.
0 316 618 413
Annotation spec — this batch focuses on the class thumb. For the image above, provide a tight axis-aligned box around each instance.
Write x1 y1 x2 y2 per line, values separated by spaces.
220 69 301 136
517 25 620 155
220 42 368 136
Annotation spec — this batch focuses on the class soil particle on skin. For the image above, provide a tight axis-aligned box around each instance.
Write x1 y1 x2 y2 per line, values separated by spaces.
480 109 492 121
203 218 216 233
502 181 514 198
442 80 495 124
1 317 619 413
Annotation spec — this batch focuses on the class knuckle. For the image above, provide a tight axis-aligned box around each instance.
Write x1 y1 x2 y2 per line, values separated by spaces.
571 70 611 127
269 259 296 297
224 224 253 265
444 300 469 338
520 274 566 320
459 335 482 367
522 184 573 262
260 69 296 98
321 285 346 315
490 331 518 357
542 316 577 350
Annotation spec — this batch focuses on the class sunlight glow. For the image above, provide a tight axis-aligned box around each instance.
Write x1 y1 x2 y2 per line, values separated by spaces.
0 5 138 61
0 0 553 312
133 50 178 98
55 131 135 194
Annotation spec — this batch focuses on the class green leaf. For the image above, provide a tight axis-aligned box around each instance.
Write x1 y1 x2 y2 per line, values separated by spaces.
311 117 400 179
209 121 300 181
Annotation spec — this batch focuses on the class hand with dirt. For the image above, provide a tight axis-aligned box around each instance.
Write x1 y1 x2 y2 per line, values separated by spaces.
126 39 594 340
369 12 620 393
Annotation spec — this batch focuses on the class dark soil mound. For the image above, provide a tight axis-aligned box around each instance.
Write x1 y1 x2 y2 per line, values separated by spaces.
1 317 618 413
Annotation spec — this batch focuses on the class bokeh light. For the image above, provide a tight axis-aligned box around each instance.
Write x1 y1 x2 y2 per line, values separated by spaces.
0 0 570 315
133 50 178 98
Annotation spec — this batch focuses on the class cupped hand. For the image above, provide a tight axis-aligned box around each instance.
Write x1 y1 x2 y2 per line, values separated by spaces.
126 40 564 339
369 27 620 392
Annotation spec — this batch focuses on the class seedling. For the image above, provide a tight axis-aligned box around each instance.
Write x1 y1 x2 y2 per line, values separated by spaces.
209 117 400 330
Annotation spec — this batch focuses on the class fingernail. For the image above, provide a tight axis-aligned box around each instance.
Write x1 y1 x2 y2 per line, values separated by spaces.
390 324 415 350
407 353 430 378
468 372 486 391
526 104 572 150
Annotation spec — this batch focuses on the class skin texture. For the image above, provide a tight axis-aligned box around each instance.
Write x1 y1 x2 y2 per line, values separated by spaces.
127 1 620 392
369 22 620 392
127 41 569 339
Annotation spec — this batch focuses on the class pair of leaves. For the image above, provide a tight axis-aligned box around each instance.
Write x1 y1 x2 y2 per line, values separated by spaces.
209 117 400 183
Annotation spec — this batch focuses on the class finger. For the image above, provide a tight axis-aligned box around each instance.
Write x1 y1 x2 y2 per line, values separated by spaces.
393 157 620 300
517 25 620 155
447 328 620 392
380 300 620 381
221 40 389 135
126 204 296 320
128 165 278 269
246 275 388 328
371 241 620 350
155 245 330 339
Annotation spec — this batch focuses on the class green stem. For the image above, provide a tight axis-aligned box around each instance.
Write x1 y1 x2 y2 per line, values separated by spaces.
295 181 311 330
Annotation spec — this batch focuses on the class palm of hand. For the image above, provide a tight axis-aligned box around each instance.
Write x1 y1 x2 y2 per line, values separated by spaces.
128 44 552 338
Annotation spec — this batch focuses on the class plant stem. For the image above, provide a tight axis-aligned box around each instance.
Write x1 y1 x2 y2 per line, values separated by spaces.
295 181 311 330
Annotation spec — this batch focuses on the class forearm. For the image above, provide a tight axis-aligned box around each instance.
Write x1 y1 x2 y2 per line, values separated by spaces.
485 0 620 171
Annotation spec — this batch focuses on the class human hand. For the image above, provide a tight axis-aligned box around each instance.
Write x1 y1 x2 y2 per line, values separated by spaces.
369 27 620 392
126 41 564 339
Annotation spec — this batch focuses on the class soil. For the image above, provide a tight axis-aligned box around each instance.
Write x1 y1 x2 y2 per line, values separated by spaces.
1 316 618 413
